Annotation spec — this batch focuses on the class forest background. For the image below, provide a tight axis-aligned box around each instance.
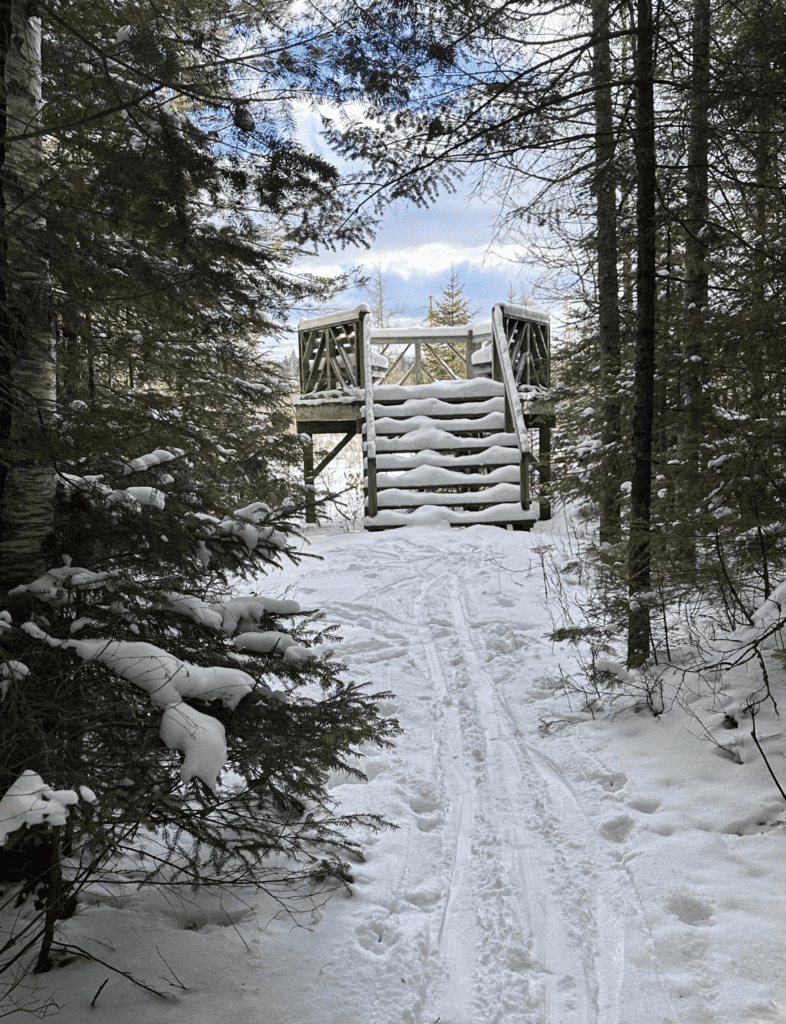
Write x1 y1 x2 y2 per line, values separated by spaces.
0 0 784 1006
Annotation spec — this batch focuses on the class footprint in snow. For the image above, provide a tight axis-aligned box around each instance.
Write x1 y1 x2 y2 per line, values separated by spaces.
590 769 628 791
600 814 635 843
356 914 401 954
407 785 445 833
628 796 661 814
375 699 399 717
664 891 716 927
403 881 443 910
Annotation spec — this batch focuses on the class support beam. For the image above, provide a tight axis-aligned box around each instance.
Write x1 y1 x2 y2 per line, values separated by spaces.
303 436 315 524
539 425 552 520
313 427 357 477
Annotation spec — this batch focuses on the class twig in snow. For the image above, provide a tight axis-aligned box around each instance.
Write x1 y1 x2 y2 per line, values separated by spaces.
221 910 251 952
52 944 174 1001
747 702 786 803
90 978 110 1008
156 947 188 989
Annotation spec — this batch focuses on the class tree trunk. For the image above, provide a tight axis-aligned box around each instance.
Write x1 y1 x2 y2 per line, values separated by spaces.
684 0 711 317
592 0 623 545
627 0 657 667
678 0 711 538
0 2 56 590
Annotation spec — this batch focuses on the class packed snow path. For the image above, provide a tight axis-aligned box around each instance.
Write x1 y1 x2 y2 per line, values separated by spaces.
38 523 786 1024
295 527 673 1024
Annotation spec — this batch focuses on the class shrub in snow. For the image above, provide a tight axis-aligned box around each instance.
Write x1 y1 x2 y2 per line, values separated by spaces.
0 440 400 975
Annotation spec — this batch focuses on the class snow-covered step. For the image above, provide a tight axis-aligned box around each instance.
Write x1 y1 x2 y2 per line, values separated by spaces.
374 483 522 508
362 377 533 531
376 464 520 489
365 502 537 528
375 429 519 452
373 379 504 401
376 447 520 471
369 396 505 418
373 412 506 435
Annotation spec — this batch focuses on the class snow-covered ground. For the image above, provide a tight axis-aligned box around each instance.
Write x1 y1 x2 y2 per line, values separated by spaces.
5 519 786 1022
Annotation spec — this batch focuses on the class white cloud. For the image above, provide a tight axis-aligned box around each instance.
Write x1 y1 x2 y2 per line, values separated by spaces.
352 241 525 280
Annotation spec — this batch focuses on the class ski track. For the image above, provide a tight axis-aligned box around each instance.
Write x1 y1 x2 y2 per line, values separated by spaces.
321 536 682 1024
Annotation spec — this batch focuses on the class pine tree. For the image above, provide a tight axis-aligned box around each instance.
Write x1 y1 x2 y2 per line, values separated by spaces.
423 266 479 380
427 266 479 327
1 448 402 972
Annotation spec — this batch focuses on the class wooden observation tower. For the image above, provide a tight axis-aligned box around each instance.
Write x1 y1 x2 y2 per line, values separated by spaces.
294 303 556 530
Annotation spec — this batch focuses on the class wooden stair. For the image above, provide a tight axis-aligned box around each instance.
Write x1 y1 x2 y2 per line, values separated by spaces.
363 378 537 530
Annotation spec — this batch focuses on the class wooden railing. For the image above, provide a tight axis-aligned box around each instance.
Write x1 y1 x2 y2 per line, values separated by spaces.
491 304 532 509
297 304 549 395
369 329 487 385
361 314 378 516
298 305 369 393
496 302 550 388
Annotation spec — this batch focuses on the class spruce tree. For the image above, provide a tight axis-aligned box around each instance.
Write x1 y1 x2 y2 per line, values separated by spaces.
423 266 479 380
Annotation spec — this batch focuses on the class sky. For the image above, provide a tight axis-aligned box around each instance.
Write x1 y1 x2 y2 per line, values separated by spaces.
302 188 541 328
279 112 558 340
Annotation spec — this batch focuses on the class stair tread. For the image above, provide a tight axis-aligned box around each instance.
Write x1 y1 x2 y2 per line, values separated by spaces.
373 379 504 401
373 413 505 434
376 446 520 470
375 483 521 506
365 502 537 528
375 429 519 452
370 397 505 418
376 465 519 488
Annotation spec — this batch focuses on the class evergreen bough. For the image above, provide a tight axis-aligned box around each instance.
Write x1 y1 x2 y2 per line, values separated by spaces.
0 431 400 977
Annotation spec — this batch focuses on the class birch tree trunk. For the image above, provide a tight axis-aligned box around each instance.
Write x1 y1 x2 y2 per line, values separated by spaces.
627 0 658 667
592 0 623 545
0 1 56 589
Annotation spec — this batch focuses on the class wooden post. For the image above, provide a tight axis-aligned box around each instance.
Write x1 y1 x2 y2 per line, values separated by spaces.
415 340 422 384
539 425 552 520
303 435 316 524
361 313 378 518
465 329 473 379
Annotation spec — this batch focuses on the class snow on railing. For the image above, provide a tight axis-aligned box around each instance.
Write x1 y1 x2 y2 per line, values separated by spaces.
491 305 532 509
361 311 378 516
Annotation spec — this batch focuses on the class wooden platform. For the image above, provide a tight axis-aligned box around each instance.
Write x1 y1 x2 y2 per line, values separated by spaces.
295 304 556 529
294 394 556 435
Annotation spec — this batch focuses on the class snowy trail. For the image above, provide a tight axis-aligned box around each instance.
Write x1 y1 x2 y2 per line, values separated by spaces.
304 529 677 1024
42 523 786 1024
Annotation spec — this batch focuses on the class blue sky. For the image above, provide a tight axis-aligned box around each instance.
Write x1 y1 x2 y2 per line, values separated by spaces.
281 112 553 336
307 188 542 327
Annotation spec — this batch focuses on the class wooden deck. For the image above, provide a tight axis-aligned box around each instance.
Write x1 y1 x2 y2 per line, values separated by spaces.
294 393 556 435
295 304 556 527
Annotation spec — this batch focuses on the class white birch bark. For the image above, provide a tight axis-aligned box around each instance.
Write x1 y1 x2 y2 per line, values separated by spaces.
0 3 56 589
